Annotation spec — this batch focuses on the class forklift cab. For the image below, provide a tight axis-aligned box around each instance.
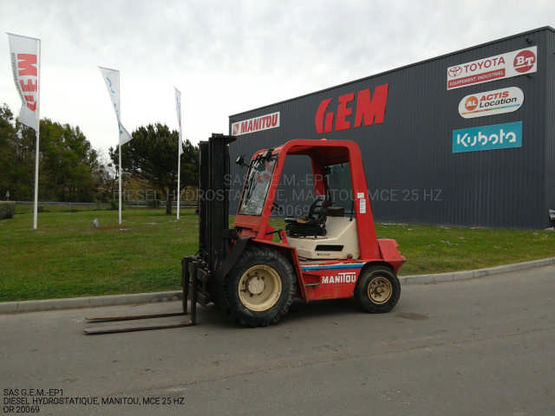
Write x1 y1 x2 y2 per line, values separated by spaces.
234 139 384 262
283 162 361 260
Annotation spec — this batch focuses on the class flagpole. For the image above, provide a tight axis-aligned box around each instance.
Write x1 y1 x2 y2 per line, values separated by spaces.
33 128 39 230
177 141 181 220
32 38 41 230
118 142 122 225
175 87 182 220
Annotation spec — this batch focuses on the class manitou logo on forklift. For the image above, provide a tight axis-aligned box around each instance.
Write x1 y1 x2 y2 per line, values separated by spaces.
321 271 357 284
84 134 405 334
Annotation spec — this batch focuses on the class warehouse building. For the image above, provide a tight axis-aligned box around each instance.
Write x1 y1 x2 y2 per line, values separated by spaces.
228 27 555 229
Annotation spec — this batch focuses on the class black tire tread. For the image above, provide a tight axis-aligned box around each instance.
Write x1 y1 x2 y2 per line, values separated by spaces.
354 265 401 313
224 246 296 327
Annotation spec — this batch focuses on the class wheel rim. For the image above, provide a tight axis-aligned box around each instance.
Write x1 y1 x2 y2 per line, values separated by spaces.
367 276 393 304
238 265 282 311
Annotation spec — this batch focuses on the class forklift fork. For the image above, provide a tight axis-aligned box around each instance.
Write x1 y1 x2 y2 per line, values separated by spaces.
83 257 198 335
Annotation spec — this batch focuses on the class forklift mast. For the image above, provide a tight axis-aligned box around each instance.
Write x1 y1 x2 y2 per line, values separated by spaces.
198 134 236 273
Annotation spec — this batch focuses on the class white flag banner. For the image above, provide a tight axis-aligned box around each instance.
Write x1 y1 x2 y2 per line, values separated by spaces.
99 66 132 145
119 123 132 146
7 33 40 131
175 87 184 155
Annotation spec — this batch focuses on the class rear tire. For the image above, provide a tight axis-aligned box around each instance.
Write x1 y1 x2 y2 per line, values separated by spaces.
355 266 400 313
225 246 296 327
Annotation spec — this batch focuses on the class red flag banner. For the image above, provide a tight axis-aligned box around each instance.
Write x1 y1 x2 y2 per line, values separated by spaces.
7 33 40 131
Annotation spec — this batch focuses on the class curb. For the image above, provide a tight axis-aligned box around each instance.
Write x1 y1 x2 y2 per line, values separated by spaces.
399 256 555 285
0 290 182 315
1 257 553 314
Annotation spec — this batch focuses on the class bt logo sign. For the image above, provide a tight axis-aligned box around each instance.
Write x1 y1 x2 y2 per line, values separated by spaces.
513 50 536 73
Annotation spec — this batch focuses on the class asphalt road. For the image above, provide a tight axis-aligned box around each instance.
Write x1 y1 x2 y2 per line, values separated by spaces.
1 265 554 416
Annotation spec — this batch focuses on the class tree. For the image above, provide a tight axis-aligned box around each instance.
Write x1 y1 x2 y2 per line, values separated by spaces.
39 119 102 202
0 105 19 198
0 103 107 202
109 123 199 215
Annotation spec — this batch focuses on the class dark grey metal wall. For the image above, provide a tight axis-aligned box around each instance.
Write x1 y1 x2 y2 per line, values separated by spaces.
229 27 554 229
545 30 555 223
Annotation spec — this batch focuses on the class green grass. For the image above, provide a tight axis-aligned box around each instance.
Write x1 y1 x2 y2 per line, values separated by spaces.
1 208 197 302
375 223 555 275
1 209 554 302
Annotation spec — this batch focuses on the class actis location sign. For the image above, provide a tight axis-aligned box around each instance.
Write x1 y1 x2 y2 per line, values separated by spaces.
458 87 524 119
447 46 537 90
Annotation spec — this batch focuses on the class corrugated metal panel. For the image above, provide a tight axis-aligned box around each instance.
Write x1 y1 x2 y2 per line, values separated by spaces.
229 27 554 229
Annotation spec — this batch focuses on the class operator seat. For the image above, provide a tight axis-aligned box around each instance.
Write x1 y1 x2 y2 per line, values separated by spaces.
285 196 329 237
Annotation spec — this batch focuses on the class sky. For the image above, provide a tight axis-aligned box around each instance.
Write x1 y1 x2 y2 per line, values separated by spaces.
0 0 553 157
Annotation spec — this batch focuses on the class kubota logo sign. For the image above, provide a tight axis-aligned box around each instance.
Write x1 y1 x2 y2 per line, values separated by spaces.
315 84 389 134
458 87 524 119
446 46 537 90
452 121 522 153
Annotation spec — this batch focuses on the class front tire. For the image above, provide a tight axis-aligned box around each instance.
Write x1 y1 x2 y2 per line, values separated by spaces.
355 266 400 313
225 246 296 327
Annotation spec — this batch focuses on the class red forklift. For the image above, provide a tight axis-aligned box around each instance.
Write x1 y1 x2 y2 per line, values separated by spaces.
185 134 405 327
84 134 405 333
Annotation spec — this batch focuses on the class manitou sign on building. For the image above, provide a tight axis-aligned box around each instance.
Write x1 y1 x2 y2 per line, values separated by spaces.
229 27 555 229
